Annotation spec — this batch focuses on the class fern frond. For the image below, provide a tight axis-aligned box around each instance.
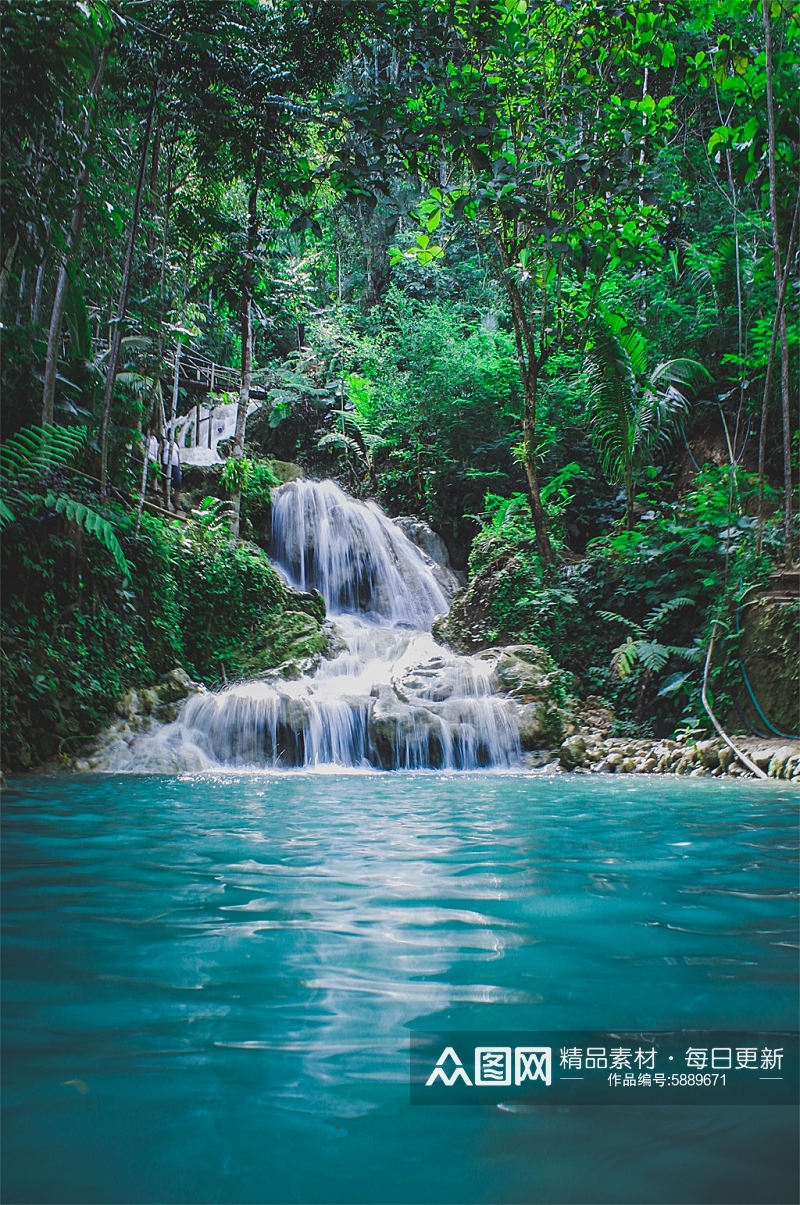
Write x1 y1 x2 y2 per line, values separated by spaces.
0 424 87 492
635 640 670 673
644 595 694 630
597 609 629 627
360 432 388 451
317 431 362 453
665 643 705 664
45 492 130 577
611 636 638 678
682 242 720 315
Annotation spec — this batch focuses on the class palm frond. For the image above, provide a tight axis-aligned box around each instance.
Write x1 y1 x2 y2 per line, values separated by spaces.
649 358 711 393
115 372 155 397
583 318 636 485
45 492 130 578
616 323 649 380
634 358 709 465
92 335 151 368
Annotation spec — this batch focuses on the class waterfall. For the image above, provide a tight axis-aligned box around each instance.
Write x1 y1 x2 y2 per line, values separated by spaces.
270 479 449 627
115 480 522 772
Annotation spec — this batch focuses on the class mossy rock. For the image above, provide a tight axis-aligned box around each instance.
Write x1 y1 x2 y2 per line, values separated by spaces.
488 644 557 698
270 460 305 484
432 552 532 652
735 599 800 734
286 587 326 625
235 611 330 679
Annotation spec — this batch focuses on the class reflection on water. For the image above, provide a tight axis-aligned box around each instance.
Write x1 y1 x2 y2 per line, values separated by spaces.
2 773 798 1204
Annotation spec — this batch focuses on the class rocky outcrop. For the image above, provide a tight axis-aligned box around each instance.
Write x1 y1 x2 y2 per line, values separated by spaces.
364 640 574 767
432 552 527 652
734 595 800 735
474 644 575 749
394 517 464 594
235 607 331 681
72 667 206 772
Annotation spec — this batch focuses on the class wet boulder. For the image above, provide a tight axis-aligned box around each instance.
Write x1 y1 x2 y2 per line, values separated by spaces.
517 702 550 750
559 734 587 769
394 517 464 594
485 645 558 700
368 685 444 769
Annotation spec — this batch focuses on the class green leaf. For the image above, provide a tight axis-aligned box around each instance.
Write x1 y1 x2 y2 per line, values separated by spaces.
708 127 731 154
658 672 691 697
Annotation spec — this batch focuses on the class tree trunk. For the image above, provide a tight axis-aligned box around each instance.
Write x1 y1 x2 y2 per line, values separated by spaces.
521 372 553 564
41 49 107 425
164 339 182 511
229 163 261 543
135 134 175 536
99 76 160 491
625 469 634 530
0 233 19 312
760 0 794 562
144 114 164 263
756 185 800 556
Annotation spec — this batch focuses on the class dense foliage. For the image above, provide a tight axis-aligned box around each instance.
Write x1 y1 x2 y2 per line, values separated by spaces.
0 490 326 768
1 0 797 767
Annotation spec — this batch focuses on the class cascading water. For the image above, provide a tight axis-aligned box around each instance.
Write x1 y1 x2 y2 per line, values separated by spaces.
117 480 522 772
270 479 450 626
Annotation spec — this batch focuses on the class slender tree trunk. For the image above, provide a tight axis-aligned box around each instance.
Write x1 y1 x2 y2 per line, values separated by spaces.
99 75 160 491
760 0 794 562
41 50 107 426
521 371 553 564
164 338 182 511
144 114 164 263
30 240 48 327
0 233 19 311
756 186 800 555
625 468 634 531
230 162 261 543
135 133 175 536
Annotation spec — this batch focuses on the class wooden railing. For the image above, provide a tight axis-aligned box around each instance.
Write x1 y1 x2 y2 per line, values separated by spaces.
91 338 271 400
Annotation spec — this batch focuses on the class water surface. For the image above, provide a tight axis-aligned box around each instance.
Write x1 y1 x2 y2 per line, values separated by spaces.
2 772 797 1204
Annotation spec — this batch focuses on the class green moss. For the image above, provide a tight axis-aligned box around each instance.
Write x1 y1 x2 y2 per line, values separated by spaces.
736 600 800 734
235 611 330 678
0 505 329 770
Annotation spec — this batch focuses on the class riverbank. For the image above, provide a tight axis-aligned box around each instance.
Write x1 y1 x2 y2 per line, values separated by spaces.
541 732 800 781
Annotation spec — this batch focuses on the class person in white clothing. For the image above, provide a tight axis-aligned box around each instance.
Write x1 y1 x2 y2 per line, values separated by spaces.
161 439 182 510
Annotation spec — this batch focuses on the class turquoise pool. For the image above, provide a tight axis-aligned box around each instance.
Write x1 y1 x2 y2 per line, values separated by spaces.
2 773 797 1203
